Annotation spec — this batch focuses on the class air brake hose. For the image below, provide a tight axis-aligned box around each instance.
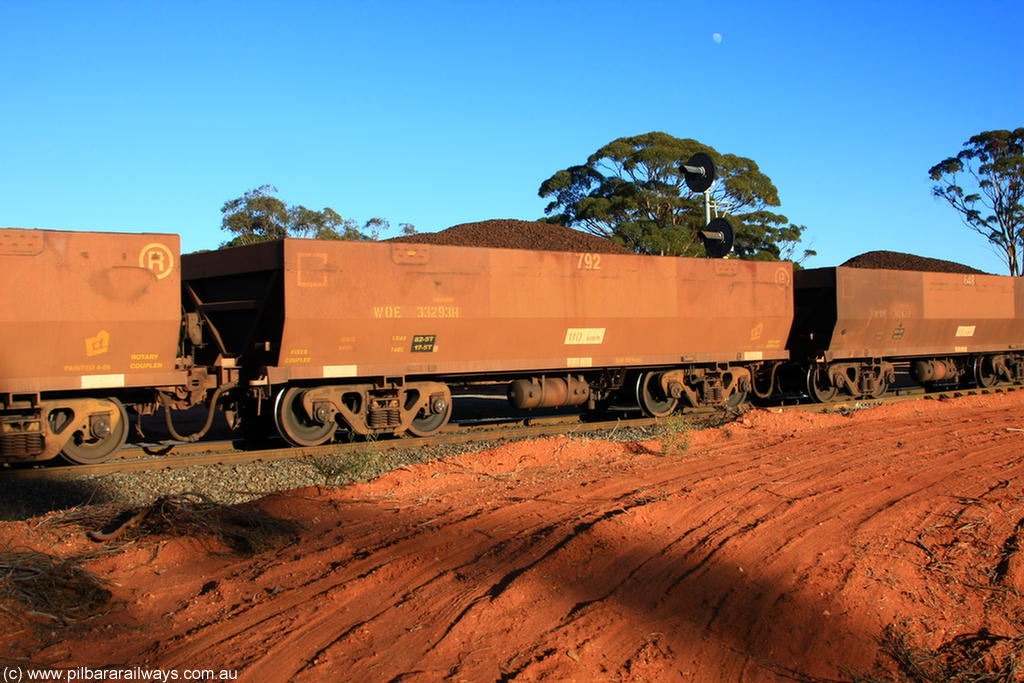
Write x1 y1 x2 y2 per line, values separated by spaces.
161 383 232 442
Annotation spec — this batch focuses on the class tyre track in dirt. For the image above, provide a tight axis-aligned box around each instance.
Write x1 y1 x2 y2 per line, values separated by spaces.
145 482 667 677
19 392 1024 682
195 414 1017 677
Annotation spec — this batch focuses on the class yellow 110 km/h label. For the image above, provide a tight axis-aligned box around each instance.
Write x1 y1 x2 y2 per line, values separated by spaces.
564 328 606 345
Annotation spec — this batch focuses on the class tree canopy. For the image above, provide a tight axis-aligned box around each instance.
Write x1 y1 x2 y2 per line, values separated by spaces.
219 185 414 247
538 132 812 261
928 129 1024 276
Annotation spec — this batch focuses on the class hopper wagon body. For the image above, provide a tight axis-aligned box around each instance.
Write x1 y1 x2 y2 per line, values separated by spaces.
790 266 1024 399
0 228 185 462
181 239 794 444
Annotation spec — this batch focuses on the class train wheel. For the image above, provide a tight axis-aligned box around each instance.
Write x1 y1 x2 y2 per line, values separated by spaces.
974 356 998 388
407 397 452 437
866 376 889 399
274 387 336 447
636 372 678 418
805 366 837 403
56 398 129 465
726 387 749 409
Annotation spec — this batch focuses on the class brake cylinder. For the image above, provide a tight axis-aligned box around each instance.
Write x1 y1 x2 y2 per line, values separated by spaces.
508 376 590 409
912 359 956 382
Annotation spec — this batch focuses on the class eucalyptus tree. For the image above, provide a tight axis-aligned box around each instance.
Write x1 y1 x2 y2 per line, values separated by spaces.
538 132 811 261
929 129 1024 276
219 185 413 247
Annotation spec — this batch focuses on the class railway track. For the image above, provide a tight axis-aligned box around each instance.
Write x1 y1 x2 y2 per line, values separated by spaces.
1 383 1019 482
0 414 658 481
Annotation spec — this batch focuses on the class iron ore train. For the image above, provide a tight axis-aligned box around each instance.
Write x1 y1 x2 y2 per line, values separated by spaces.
2 225 1023 464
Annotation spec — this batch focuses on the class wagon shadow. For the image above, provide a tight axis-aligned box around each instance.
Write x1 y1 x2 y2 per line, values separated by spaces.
0 478 114 521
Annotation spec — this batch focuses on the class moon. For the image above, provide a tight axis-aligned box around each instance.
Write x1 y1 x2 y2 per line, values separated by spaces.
712 33 722 44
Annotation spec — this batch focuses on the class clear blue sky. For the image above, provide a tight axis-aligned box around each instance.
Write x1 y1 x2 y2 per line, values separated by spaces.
2 0 1021 272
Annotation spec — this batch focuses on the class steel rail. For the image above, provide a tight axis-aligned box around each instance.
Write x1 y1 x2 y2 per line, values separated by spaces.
2 384 1019 482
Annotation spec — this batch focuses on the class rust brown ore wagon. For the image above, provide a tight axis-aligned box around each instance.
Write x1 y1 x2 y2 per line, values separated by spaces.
182 239 794 445
0 228 184 462
790 266 1024 400
7 225 1024 466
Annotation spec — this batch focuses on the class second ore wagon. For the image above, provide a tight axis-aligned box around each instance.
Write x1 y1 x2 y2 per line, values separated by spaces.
182 239 794 445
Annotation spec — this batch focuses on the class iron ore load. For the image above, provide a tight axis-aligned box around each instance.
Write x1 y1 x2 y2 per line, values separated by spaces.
2 193 1024 463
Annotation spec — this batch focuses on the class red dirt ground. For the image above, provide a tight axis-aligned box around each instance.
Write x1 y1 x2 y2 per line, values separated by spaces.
4 392 1024 682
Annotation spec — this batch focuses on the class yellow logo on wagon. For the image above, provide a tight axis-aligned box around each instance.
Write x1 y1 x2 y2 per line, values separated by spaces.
86 330 110 356
140 243 175 279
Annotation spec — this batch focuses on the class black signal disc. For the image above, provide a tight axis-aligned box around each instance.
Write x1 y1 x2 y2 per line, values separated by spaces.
702 217 734 258
683 153 715 193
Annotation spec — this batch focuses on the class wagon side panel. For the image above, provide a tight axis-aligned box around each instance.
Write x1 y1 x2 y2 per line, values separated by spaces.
270 240 791 382
0 229 183 395
794 266 1020 361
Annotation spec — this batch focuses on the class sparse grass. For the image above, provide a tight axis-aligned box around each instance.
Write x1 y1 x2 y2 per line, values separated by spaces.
657 414 693 455
699 401 752 428
849 492 1024 683
306 438 383 485
851 625 1024 683
777 488 1024 683
45 493 305 555
0 549 110 623
764 625 1024 683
